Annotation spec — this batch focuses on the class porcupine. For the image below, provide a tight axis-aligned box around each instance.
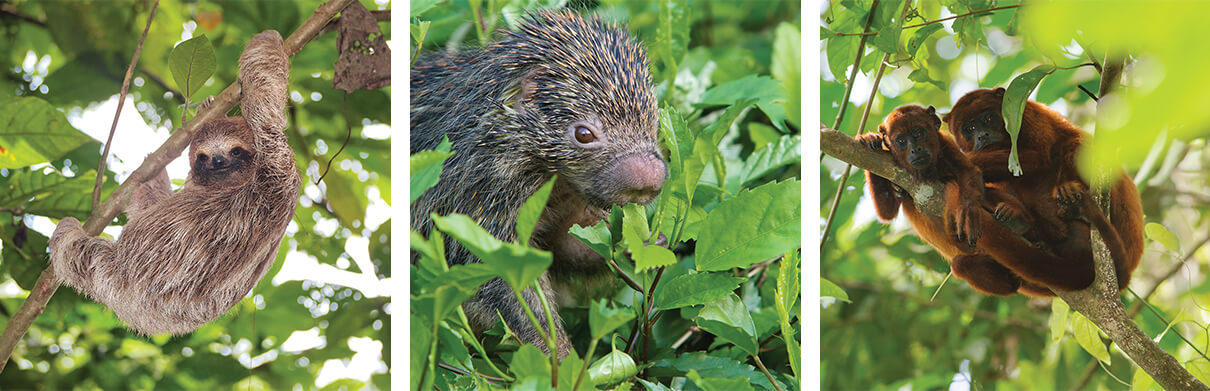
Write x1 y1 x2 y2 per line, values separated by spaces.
411 10 666 358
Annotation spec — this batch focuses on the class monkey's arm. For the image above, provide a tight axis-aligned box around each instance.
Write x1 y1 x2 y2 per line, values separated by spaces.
854 132 902 221
967 147 1053 182
941 141 986 245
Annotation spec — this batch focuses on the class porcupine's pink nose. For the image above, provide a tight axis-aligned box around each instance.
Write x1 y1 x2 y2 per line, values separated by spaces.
613 152 666 204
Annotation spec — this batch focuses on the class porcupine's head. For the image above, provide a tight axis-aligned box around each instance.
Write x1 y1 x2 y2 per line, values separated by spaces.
187 117 256 190
491 10 666 214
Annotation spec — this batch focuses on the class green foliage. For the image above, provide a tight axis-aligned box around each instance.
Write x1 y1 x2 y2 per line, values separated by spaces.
0 1 390 389
412 0 800 388
168 34 216 101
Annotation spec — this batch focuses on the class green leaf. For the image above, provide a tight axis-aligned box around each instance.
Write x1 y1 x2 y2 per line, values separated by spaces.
431 213 551 292
820 278 849 302
0 96 93 169
588 347 638 386
1050 299 1070 343
655 0 689 85
739 135 801 187
588 299 635 340
826 35 859 83
696 180 801 271
695 293 758 355
685 369 755 391
1187 360 1210 388
907 68 945 91
654 272 747 309
569 220 611 260
683 99 755 206
510 344 551 382
699 76 786 131
1002 65 1056 175
1144 222 1180 253
1132 367 1157 391
0 221 48 290
516 176 556 246
409 149 453 203
410 0 443 17
318 379 364 391
168 34 216 100
775 251 800 377
771 23 800 126
0 170 96 219
622 203 652 252
1071 312 1111 365
632 245 676 270
322 169 368 231
907 24 944 56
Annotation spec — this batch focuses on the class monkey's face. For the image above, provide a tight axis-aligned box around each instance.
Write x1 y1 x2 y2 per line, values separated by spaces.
944 88 1009 153
882 105 943 175
188 118 256 189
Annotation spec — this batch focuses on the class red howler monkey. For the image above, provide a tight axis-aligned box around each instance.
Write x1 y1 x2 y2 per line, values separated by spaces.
943 88 1144 293
860 105 1096 295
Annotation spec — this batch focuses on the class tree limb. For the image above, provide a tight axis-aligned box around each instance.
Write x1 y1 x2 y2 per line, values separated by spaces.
0 0 356 373
820 125 947 217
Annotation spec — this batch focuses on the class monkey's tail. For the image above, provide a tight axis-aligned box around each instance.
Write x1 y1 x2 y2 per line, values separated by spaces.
1080 195 1133 291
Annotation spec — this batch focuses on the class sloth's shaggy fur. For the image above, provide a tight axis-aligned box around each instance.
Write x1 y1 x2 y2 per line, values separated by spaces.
49 30 300 335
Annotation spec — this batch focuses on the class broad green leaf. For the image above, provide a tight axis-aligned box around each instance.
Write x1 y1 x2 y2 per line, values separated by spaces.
739 134 801 187
510 344 551 382
1002 65 1056 176
699 76 787 131
168 34 216 100
0 170 96 219
516 176 556 246
569 220 611 260
1144 222 1180 253
1189 359 1210 386
622 203 652 251
431 213 551 292
0 222 48 290
319 379 364 391
826 35 859 83
1132 368 1157 390
557 350 595 390
771 23 800 126
322 169 367 230
0 96 93 169
683 99 755 206
820 278 849 302
907 24 944 56
1071 312 1111 365
655 0 688 85
409 149 453 203
632 245 676 270
776 251 800 377
589 299 635 340
436 322 470 366
908 68 945 91
588 347 638 386
412 281 477 325
685 369 755 391
1050 299 1070 343
410 0 442 17
695 293 758 355
654 272 747 309
636 378 674 391
650 352 788 390
696 180 801 271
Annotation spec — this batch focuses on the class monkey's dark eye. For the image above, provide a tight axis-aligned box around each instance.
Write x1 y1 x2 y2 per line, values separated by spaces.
231 147 244 158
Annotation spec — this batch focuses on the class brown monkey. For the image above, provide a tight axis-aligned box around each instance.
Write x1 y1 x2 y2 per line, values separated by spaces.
943 87 1143 293
48 30 299 335
861 105 1096 296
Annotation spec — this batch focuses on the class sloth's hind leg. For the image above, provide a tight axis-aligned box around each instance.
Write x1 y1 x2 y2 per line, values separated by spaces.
48 217 115 296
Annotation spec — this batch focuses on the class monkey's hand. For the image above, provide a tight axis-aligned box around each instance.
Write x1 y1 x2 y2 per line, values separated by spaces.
992 202 1031 234
1054 180 1086 205
854 132 887 151
945 182 982 247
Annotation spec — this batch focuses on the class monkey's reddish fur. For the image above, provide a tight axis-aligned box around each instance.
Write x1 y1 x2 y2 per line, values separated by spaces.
48 31 299 335
862 105 1102 296
943 88 1143 293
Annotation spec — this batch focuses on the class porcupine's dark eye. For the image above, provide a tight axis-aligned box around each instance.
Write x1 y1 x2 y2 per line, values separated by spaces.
574 126 594 143
568 120 604 149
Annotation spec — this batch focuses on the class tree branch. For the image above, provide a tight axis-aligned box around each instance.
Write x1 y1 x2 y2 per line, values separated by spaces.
0 0 356 373
820 125 947 217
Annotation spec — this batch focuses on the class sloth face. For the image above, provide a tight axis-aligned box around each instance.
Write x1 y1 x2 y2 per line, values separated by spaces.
188 118 256 189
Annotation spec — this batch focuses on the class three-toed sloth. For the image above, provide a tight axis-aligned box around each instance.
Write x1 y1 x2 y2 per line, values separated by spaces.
48 30 301 335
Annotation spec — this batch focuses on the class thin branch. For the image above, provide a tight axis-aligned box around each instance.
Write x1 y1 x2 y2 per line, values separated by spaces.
92 0 160 211
831 5 1021 37
0 0 357 373
0 3 46 28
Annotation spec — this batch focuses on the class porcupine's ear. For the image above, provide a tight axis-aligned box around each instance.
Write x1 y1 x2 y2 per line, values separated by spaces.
507 68 542 114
